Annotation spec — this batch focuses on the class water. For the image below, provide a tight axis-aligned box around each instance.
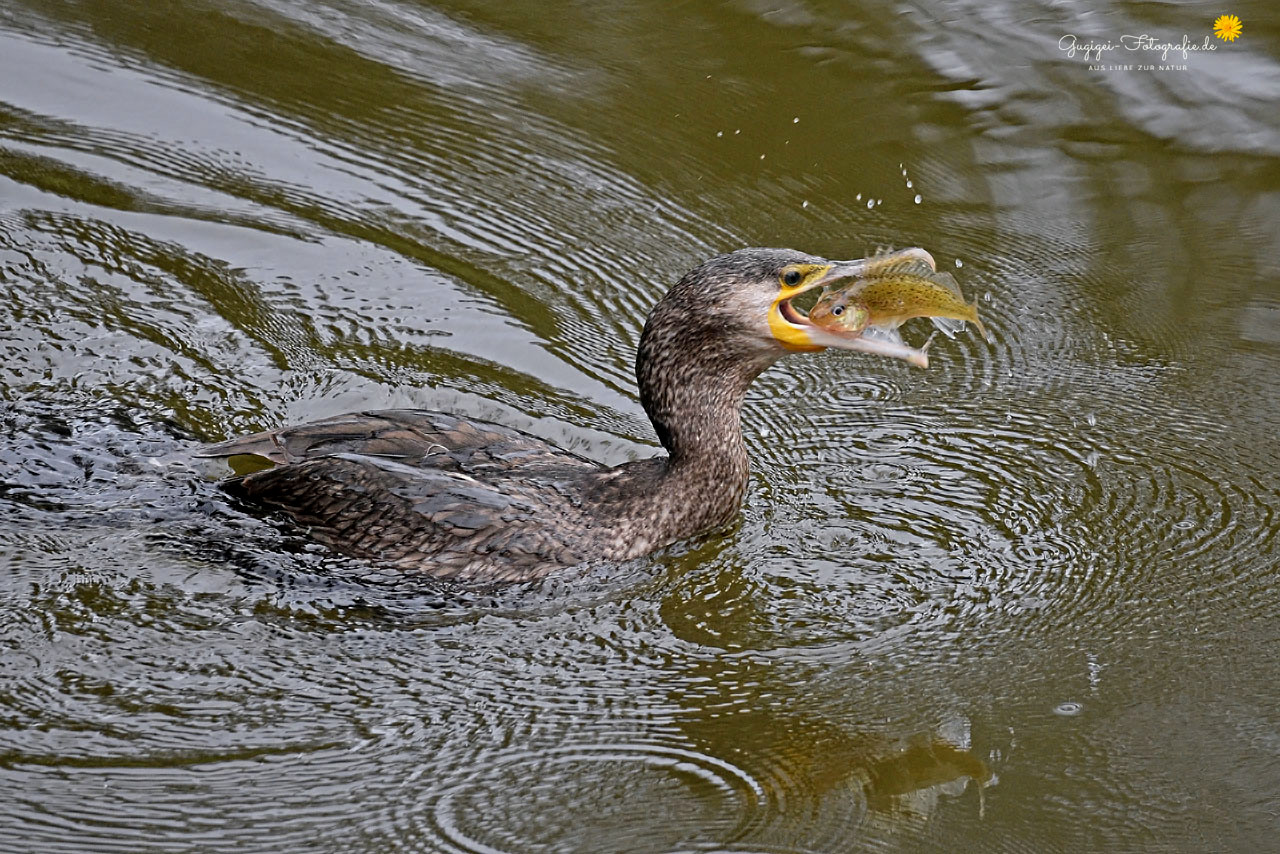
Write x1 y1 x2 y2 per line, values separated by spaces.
2 1 1278 851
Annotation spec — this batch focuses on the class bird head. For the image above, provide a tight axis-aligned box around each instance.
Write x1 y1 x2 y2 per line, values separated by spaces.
648 247 936 369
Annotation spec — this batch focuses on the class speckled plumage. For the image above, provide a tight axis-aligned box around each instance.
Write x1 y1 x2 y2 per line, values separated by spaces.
202 249 828 582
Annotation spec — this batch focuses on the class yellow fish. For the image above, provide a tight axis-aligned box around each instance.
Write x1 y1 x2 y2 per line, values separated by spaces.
808 260 989 341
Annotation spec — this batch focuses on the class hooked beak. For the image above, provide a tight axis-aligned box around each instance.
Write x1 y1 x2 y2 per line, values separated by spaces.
769 248 937 367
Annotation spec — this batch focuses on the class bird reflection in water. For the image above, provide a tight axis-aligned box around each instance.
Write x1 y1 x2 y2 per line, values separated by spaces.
850 729 993 819
678 699 993 835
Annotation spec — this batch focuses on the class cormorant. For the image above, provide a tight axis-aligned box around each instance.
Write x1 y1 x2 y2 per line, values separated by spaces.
201 247 936 582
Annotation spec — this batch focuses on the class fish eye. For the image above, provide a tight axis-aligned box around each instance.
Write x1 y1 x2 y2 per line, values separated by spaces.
831 305 844 316
782 269 802 286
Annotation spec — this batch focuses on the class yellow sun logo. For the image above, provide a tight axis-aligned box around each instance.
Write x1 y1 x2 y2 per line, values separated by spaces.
1213 14 1243 41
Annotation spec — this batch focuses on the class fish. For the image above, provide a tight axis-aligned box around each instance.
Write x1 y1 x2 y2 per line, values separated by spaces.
808 259 989 342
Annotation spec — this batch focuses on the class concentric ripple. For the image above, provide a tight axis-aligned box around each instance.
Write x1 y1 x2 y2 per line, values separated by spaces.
709 348 1280 666
421 741 770 854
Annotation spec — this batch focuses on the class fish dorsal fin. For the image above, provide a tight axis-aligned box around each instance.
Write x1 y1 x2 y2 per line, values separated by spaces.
927 269 964 298
880 258 937 277
865 249 923 278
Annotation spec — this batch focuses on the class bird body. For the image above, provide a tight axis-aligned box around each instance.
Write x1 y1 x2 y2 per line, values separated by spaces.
202 247 947 582
211 409 744 582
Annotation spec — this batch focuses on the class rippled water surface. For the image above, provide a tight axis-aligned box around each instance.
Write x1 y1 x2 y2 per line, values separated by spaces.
2 1 1278 851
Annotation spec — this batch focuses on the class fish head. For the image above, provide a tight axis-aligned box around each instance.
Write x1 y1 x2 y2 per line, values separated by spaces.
808 289 870 333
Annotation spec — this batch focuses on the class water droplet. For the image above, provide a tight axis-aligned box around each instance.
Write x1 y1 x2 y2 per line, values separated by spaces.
867 199 875 209
792 116 799 123
875 199 882 206
1173 519 1195 530
759 154 765 160
856 193 862 201
955 258 964 268
1085 412 1097 426
734 129 740 135
802 200 809 208
906 180 913 188
913 194 922 204
716 130 723 137
1054 702 1084 716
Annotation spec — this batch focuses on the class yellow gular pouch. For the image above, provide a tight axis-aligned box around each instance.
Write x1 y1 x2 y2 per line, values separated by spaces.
768 263 833 351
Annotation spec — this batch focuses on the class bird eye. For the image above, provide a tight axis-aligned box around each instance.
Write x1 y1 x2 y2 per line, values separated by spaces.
782 270 802 286
831 305 844 316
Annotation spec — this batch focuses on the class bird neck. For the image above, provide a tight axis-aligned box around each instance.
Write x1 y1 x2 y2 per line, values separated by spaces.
634 310 780 513
647 378 751 474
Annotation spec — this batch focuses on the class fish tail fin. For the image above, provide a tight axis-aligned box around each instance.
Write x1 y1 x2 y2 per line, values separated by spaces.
968 299 992 343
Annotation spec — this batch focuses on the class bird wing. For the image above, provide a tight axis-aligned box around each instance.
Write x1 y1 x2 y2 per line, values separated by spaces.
198 410 597 476
226 452 588 581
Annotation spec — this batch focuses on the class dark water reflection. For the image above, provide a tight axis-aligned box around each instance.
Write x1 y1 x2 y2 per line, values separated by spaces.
2 0 1278 851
